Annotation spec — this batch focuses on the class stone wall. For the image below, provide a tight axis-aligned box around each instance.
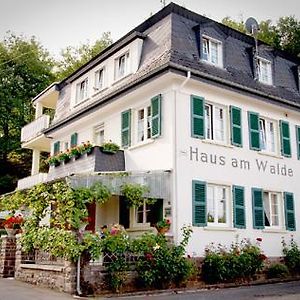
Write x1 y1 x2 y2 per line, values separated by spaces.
14 237 77 294
0 236 16 278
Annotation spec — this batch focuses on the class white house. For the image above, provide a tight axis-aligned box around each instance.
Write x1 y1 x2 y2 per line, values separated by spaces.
19 3 300 257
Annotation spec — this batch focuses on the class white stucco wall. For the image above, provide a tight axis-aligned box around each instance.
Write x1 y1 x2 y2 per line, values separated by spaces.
174 78 300 257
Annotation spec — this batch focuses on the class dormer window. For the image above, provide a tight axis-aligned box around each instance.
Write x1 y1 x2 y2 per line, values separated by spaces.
76 78 88 104
94 68 104 91
258 58 272 85
115 52 129 80
202 36 223 67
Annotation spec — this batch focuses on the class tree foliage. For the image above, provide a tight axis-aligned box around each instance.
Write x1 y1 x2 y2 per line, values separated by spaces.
0 33 55 194
222 16 300 57
55 32 113 80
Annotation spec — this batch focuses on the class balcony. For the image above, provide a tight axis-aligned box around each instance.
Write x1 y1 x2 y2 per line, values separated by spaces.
47 146 125 182
21 115 51 151
17 173 48 190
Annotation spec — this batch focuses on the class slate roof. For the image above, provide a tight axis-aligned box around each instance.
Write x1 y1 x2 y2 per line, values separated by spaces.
46 2 300 133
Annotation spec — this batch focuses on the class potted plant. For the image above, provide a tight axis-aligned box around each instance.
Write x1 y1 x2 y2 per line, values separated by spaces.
47 154 60 167
82 141 93 155
155 219 171 235
100 141 120 154
57 151 71 164
2 214 24 237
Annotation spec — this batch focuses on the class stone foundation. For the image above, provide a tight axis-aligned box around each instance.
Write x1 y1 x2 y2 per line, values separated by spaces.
14 237 77 294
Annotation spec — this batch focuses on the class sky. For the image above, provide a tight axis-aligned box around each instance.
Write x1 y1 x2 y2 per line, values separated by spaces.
0 0 300 57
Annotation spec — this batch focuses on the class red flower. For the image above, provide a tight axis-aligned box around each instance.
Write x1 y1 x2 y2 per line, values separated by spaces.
145 253 153 261
3 215 24 229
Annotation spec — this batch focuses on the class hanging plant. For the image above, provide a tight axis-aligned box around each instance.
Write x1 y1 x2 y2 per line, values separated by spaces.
120 183 154 207
90 182 112 205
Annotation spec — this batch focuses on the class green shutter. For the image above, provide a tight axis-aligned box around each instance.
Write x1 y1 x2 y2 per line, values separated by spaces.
284 192 296 231
230 106 243 147
192 180 207 226
280 120 291 157
151 94 162 138
248 112 260 150
296 125 300 160
252 188 264 229
233 185 246 228
121 109 131 148
70 133 78 148
53 141 60 155
191 95 205 138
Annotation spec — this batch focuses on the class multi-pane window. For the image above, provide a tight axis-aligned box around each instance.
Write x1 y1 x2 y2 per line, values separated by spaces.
205 103 226 142
202 37 222 67
94 123 105 145
207 184 229 226
136 201 151 224
76 78 88 103
263 192 283 228
258 58 272 85
137 106 151 143
94 68 104 90
115 52 129 80
259 118 277 153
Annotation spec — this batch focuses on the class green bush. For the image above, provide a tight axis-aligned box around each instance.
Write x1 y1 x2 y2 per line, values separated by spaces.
202 239 266 284
282 237 300 274
267 263 289 279
131 226 195 288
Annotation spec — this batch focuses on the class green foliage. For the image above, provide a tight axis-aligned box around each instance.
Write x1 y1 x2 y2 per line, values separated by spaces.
121 183 152 207
55 32 113 80
102 231 130 292
267 263 289 279
221 16 300 57
132 226 195 288
101 142 120 154
0 33 55 194
202 238 266 284
282 237 300 274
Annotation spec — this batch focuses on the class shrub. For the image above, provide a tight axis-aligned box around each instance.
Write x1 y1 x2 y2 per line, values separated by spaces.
202 239 266 284
267 263 289 279
282 237 300 274
132 226 195 288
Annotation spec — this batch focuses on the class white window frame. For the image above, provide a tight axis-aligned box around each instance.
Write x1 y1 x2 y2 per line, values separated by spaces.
205 102 227 143
114 52 130 80
94 67 105 92
258 57 273 85
207 184 230 227
135 104 152 144
135 200 151 226
94 123 105 146
202 36 223 68
263 191 284 229
75 77 89 104
259 117 278 154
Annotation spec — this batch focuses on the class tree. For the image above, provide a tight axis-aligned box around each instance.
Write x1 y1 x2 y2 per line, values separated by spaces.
55 32 113 80
0 33 55 194
222 16 300 57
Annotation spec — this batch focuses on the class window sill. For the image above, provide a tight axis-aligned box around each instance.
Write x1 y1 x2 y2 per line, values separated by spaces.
202 139 233 149
73 97 91 108
200 59 224 70
92 87 108 97
129 139 155 150
113 73 131 85
258 151 282 160
262 228 288 234
204 226 236 232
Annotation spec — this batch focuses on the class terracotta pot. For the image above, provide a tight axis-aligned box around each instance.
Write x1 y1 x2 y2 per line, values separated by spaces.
5 227 17 237
157 227 169 235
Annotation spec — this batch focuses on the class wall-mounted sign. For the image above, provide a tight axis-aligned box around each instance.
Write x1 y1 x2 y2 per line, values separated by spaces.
189 146 294 177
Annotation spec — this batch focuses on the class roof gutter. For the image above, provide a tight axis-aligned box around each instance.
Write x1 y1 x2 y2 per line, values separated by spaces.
168 62 300 111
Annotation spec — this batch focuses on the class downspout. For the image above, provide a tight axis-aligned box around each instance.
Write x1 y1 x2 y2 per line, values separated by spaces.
76 255 82 296
173 70 191 244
